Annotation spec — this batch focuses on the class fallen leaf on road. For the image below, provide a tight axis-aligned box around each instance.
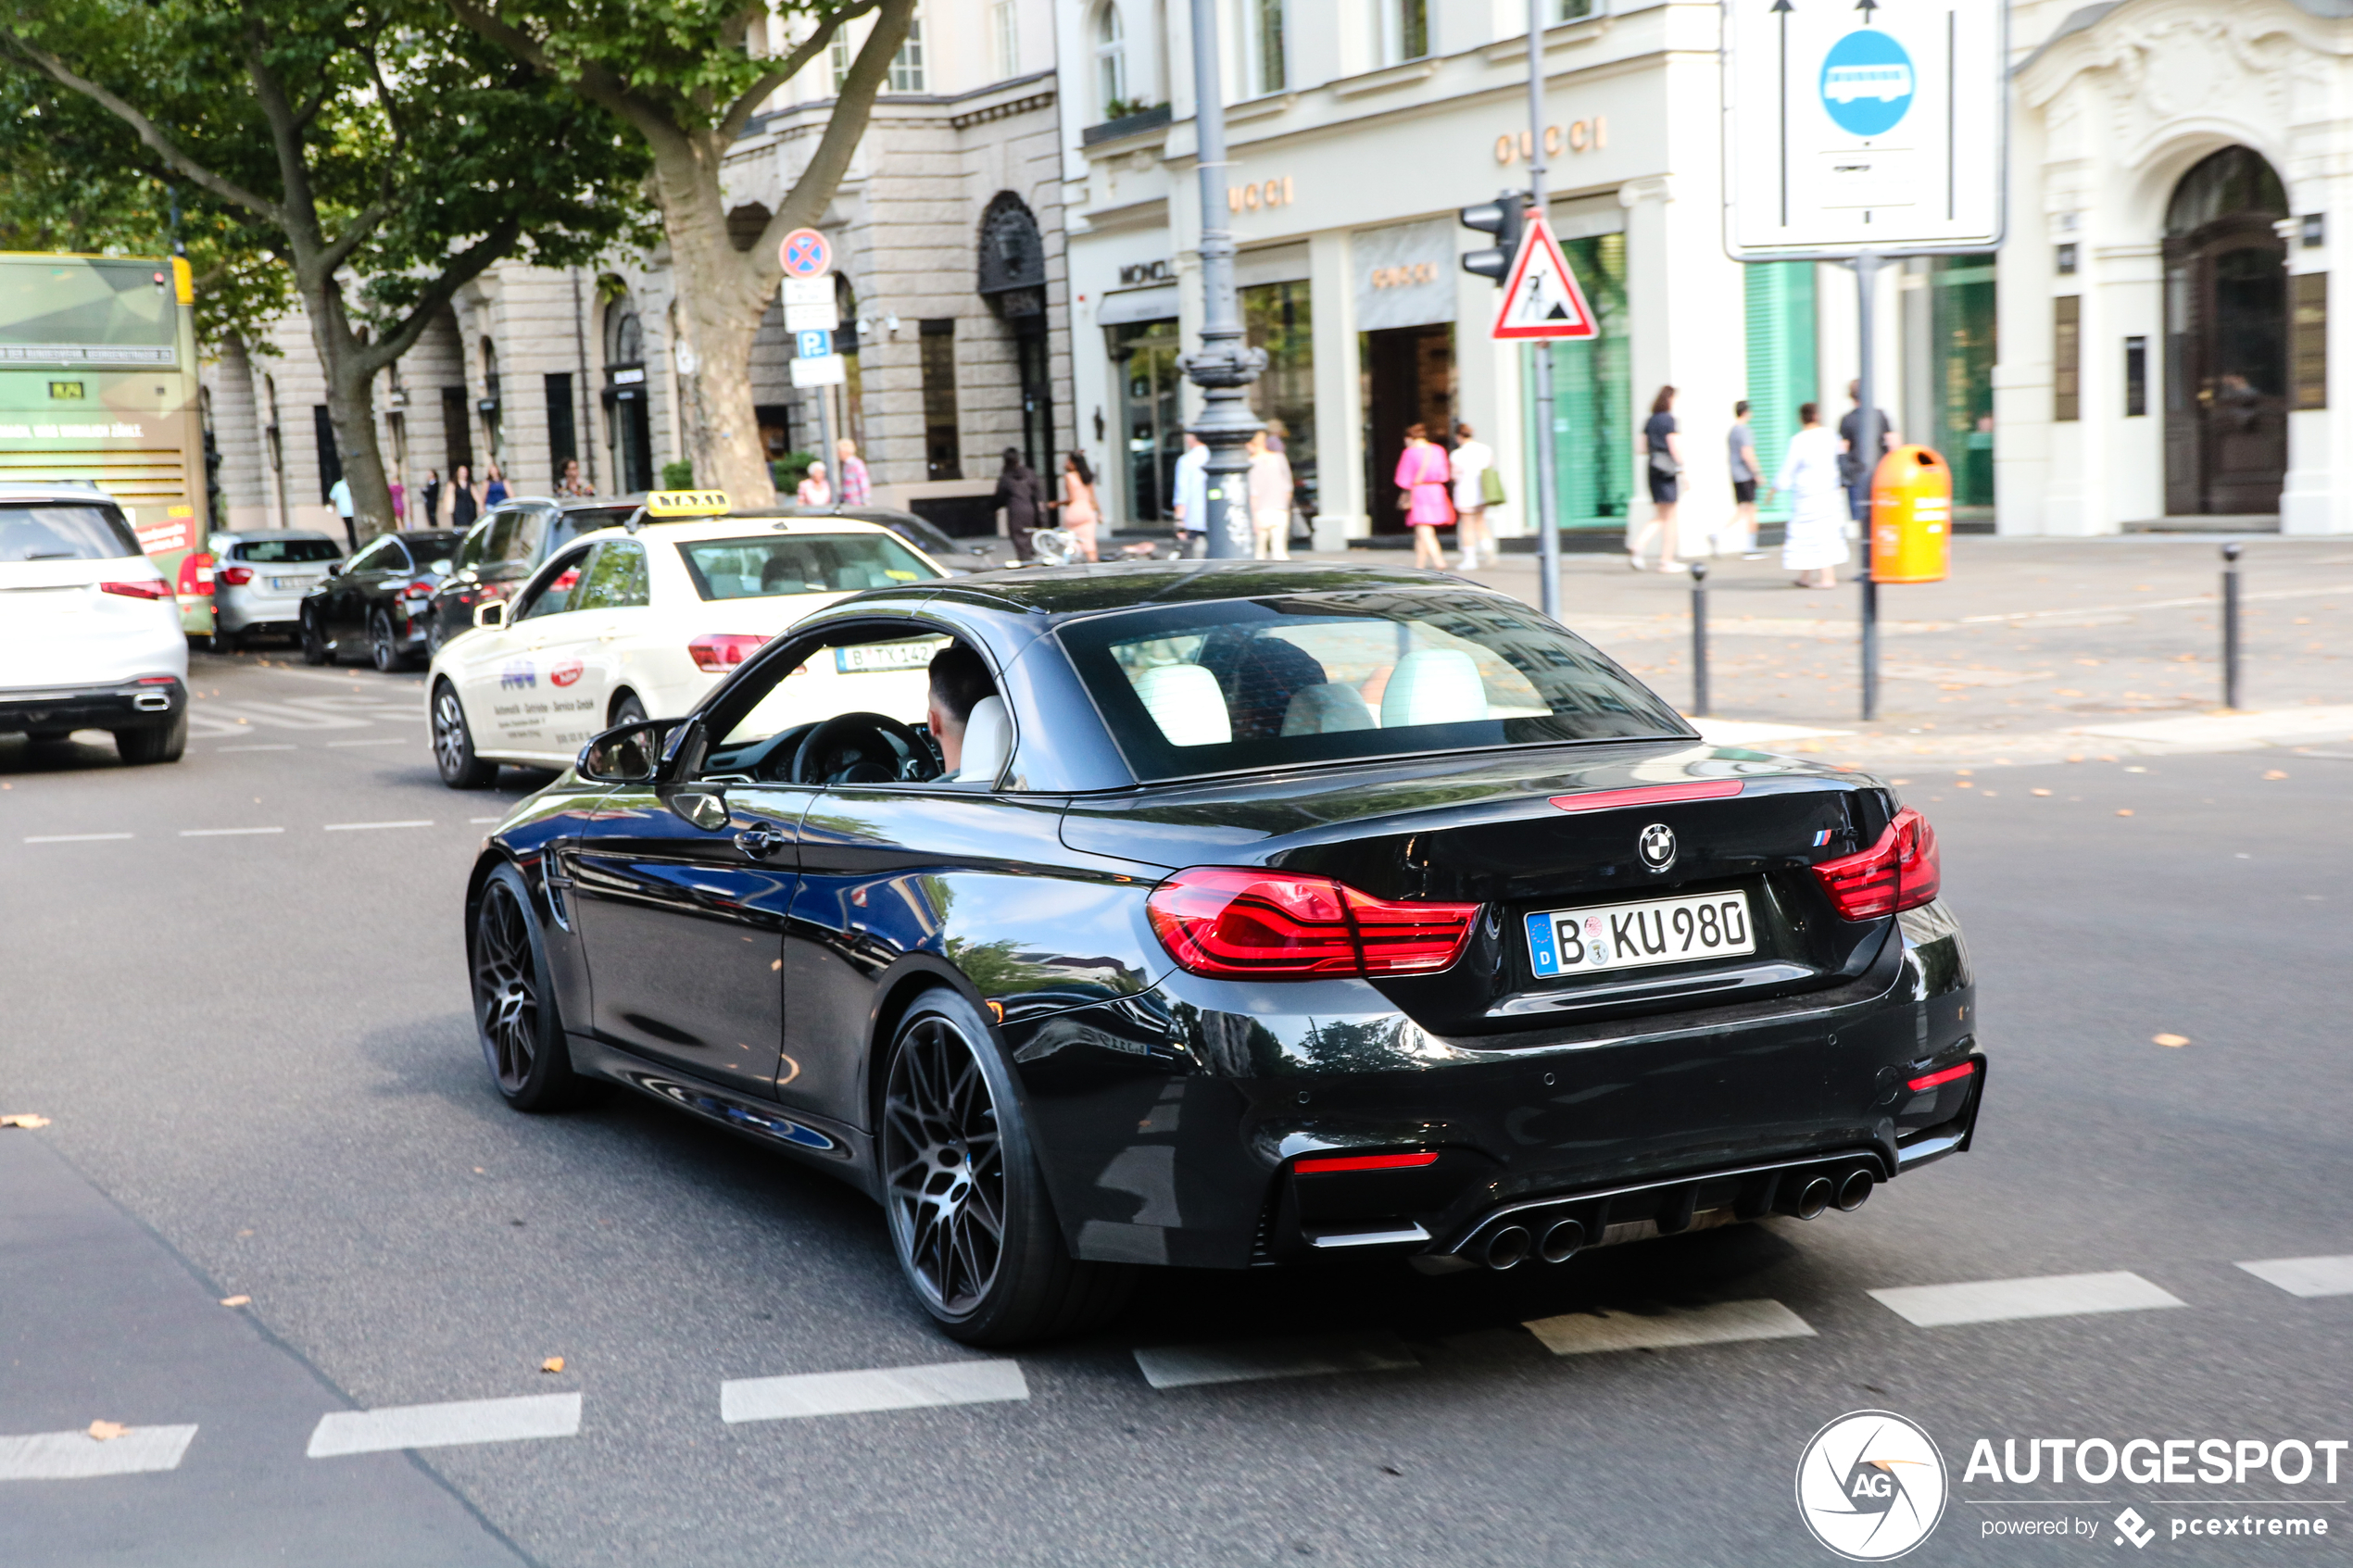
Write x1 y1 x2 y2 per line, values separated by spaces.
0 1113 51 1129
2116 809 2134 817
2032 788 2053 797
86 1421 127 1441
2153 1034 2190 1047
220 1295 250 1308
2263 770 2287 780
541 1357 565 1374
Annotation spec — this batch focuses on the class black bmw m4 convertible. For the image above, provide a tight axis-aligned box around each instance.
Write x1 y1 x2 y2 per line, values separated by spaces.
464 562 1981 1344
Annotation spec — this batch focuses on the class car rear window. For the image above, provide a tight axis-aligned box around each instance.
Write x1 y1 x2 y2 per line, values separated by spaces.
0 503 143 561
679 533 936 599
550 508 633 551
1058 589 1692 782
232 537 341 563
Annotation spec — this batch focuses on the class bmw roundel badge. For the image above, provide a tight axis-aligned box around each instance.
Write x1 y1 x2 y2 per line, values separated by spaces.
1637 822 1677 872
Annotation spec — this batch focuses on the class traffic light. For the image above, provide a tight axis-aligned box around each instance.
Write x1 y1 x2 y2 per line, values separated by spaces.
1461 192 1529 285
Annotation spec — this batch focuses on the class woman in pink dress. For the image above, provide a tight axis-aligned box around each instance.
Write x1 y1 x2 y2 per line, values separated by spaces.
1056 450 1101 560
1394 422 1453 570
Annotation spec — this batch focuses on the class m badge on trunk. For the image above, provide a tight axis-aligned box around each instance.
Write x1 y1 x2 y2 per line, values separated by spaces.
1637 822 1677 873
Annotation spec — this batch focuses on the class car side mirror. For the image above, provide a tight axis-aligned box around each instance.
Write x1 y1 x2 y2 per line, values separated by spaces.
473 599 508 630
576 718 677 784
429 558 453 575
324 561 343 576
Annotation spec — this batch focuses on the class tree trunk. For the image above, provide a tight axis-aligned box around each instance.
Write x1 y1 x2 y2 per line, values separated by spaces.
297 281 399 545
656 146 774 505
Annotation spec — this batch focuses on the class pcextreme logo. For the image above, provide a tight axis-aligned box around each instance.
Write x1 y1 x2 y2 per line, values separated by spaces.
1798 1411 1950 1561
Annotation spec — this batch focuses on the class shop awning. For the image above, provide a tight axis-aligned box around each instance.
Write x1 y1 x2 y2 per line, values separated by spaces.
1097 285 1179 327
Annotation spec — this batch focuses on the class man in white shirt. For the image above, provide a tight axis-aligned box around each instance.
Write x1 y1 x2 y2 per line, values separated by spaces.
1170 433 1209 558
326 474 356 550
1449 422 1496 570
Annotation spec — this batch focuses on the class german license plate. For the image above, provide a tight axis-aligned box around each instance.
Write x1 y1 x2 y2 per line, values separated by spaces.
1525 890 1756 978
269 575 302 590
835 639 940 673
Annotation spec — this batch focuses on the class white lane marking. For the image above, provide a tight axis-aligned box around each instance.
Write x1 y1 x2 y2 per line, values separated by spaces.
721 1361 1027 1424
1524 1298 1817 1356
22 834 134 844
202 699 371 731
180 826 285 837
469 817 506 823
325 739 406 747
322 820 434 832
306 1393 580 1458
1132 1333 1418 1390
0 1424 198 1481
2237 1255 2353 1298
1868 1271 2186 1328
215 744 297 752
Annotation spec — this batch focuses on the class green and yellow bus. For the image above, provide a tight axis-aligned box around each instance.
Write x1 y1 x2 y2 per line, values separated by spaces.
1 252 211 632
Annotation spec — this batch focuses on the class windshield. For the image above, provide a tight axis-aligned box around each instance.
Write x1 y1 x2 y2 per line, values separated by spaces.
551 508 634 552
679 533 936 600
232 537 341 563
0 258 178 364
0 503 144 561
1059 589 1692 781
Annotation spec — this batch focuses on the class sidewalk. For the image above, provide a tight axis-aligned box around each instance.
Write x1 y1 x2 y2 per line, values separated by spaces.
1315 533 2353 770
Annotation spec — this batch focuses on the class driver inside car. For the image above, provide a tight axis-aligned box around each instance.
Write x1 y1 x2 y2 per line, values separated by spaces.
925 643 1009 784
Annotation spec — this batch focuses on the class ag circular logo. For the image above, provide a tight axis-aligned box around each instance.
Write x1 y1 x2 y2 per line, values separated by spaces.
1796 1411 1947 1561
1637 822 1677 872
1819 30 1916 138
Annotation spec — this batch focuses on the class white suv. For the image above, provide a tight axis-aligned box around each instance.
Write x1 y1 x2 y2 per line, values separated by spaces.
0 484 189 763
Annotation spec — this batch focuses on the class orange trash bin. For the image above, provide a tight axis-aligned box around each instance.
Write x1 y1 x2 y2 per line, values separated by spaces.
1869 445 1952 584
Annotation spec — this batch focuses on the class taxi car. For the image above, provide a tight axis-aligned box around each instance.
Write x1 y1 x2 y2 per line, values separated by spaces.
425 491 949 786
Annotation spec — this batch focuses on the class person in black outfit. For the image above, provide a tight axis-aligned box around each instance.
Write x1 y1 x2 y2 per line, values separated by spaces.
1838 379 1897 523
993 447 1046 560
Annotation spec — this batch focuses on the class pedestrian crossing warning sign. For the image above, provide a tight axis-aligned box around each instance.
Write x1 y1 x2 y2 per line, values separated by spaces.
1491 212 1597 341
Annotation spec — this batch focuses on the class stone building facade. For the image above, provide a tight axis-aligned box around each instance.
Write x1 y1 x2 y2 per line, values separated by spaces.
201 0 1074 544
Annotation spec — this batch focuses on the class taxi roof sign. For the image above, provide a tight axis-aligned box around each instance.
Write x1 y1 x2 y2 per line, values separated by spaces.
643 490 731 518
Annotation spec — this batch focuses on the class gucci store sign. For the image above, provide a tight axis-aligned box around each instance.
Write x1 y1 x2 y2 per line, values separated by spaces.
1353 220 1455 332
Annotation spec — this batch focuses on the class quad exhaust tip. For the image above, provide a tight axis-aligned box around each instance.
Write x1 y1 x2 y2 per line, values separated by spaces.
1836 1168 1875 1212
1793 1175 1835 1220
1539 1218 1586 1265
1482 1224 1532 1270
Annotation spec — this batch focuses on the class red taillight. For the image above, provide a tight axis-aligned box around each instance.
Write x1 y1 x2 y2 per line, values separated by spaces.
688 633 770 673
1906 1062 1975 1093
1145 867 1480 979
1294 1151 1441 1174
401 579 435 600
137 675 178 685
100 579 170 600
220 565 255 585
1548 780 1743 813
1812 806 1941 921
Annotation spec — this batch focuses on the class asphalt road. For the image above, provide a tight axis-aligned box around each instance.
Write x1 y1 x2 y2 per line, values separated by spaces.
3 650 2347 1567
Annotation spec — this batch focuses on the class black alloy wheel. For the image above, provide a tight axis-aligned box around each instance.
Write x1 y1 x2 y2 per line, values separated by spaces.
208 621 241 655
434 680 497 788
369 609 400 672
300 608 329 665
471 865 577 1110
880 990 1131 1344
609 690 648 729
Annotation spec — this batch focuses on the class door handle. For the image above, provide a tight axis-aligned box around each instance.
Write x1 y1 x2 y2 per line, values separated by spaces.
734 824 786 859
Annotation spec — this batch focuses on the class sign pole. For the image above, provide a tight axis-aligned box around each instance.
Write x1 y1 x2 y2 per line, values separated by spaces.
1856 248 1880 723
1527 0 1561 621
1179 0 1264 560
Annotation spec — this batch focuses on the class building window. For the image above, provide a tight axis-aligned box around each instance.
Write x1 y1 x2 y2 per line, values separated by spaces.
919 319 962 480
1744 259 1818 526
2124 336 2148 418
2294 272 2328 410
830 32 849 91
1378 0 1428 64
1534 232 1631 532
312 405 342 502
1096 5 1128 116
1242 281 1314 518
888 18 925 92
2056 243 2078 276
546 372 578 485
1242 0 1286 96
1553 0 1599 19
2053 295 2082 422
989 0 1018 80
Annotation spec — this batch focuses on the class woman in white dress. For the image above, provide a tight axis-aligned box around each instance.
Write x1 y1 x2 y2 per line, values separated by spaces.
1776 401 1849 590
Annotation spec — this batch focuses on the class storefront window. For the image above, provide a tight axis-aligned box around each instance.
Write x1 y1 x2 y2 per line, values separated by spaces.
1242 281 1315 521
1113 318 1181 523
1532 232 1629 532
1929 257 1997 511
1743 259 1818 524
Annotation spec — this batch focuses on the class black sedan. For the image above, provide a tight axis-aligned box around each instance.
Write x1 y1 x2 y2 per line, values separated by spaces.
300 529 464 671
464 563 1981 1344
424 495 642 654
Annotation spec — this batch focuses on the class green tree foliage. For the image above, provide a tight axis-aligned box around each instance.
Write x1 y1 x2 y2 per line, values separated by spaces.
0 0 652 536
448 0 914 505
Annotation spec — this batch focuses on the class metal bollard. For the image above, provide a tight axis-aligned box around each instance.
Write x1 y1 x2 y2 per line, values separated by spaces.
1690 560 1711 718
2221 540 2243 710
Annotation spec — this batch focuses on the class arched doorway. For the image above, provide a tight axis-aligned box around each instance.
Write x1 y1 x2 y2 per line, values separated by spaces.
2164 146 2289 516
601 288 653 494
977 193 1054 476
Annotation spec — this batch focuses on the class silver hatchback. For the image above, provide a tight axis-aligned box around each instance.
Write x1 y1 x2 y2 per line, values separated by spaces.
209 530 344 650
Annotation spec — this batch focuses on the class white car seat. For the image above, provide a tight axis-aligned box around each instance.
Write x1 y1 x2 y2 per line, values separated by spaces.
1279 682 1378 735
951 695 1013 784
1131 663 1232 746
1380 647 1489 729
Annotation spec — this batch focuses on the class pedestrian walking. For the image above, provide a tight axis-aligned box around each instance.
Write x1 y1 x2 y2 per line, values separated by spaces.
1777 401 1848 590
1449 420 1497 570
994 447 1048 559
389 480 406 524
1247 432 1293 560
797 460 832 508
556 457 592 498
1631 385 1682 571
1838 379 1897 527
447 462 479 530
1056 450 1101 561
421 468 443 525
483 460 509 508
1172 432 1208 558
835 438 872 506
327 473 356 549
1394 423 1453 571
1721 400 1764 558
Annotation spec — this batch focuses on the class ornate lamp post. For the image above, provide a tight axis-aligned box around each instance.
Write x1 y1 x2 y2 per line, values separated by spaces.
1179 0 1265 558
